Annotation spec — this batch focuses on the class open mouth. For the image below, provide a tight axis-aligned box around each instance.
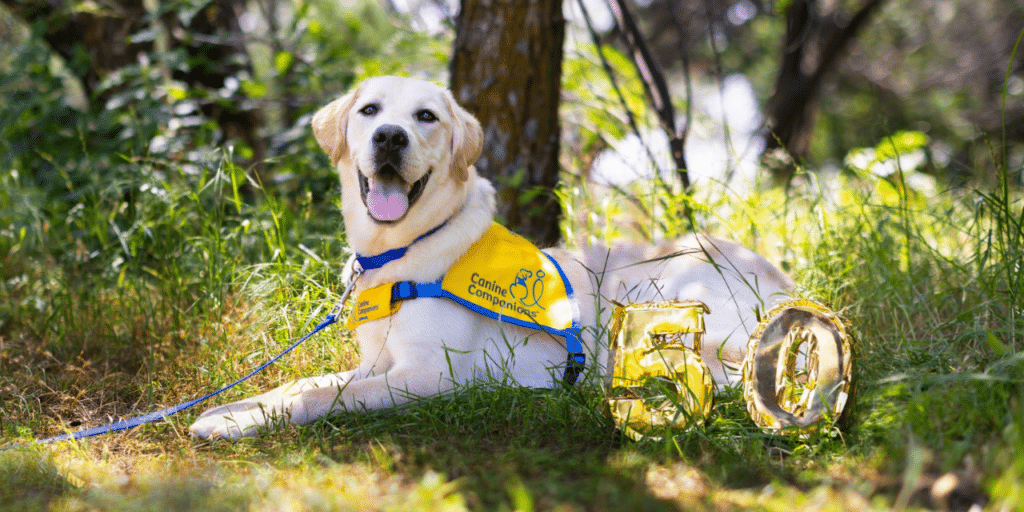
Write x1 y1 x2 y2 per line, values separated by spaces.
358 166 432 223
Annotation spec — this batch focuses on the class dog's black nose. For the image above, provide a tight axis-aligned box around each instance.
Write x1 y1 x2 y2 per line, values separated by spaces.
372 125 409 152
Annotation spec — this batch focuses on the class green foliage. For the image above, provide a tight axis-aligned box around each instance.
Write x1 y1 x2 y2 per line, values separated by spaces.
0 24 218 261
562 43 651 159
8 153 1023 511
991 420 1024 511
0 2 425 379
0 450 73 512
844 131 931 179
807 0 1024 179
1 2 1023 511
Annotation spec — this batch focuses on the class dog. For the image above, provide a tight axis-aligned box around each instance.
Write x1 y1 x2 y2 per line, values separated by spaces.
188 76 793 440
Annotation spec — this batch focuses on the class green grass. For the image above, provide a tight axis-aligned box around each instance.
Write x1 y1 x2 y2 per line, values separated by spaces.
2 145 1023 511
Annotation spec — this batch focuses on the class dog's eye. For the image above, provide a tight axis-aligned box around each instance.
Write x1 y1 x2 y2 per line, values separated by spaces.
415 110 438 123
359 104 379 116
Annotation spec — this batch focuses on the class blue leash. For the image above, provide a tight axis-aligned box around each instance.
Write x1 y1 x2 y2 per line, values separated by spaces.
15 270 362 447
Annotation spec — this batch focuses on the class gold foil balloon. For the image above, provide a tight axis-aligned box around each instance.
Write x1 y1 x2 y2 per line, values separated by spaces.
607 301 713 441
741 299 853 435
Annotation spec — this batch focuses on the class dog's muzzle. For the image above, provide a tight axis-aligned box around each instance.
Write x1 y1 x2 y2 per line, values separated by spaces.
359 125 431 223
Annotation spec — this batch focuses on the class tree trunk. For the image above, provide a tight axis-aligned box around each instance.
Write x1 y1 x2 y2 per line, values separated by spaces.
450 0 566 246
763 0 886 186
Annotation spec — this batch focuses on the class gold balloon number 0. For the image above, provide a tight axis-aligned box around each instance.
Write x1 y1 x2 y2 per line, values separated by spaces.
741 299 853 435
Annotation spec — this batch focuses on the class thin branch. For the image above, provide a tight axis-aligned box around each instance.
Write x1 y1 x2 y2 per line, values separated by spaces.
605 0 690 189
668 4 693 149
703 0 737 183
574 0 662 177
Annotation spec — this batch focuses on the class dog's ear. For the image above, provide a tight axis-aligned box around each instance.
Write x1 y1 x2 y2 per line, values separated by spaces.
312 87 360 166
445 90 483 183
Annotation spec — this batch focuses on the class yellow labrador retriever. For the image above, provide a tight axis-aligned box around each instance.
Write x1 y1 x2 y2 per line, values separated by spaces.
189 76 793 439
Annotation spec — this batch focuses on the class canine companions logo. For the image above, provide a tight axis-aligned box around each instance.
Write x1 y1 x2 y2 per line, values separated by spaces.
462 266 549 320
464 272 540 320
510 269 546 310
438 223 573 331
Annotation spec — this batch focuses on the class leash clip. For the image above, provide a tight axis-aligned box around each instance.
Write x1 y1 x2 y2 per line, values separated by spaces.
329 263 364 319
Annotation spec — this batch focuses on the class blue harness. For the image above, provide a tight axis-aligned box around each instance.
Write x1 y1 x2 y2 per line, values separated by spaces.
355 222 585 385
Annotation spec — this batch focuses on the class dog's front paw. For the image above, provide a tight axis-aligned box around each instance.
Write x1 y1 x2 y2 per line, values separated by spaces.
189 410 266 440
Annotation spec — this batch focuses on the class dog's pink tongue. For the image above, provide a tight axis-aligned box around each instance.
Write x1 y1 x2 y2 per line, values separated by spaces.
366 181 408 221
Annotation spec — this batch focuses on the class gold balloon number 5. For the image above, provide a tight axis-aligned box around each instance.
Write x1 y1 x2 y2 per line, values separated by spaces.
607 301 714 441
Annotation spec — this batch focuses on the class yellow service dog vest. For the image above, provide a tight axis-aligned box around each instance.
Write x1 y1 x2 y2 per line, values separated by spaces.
347 223 584 384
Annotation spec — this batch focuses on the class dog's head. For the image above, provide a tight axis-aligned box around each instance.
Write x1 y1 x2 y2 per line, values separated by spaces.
312 76 483 225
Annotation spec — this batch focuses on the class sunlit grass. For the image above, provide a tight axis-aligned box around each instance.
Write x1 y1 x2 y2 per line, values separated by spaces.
2 141 1022 510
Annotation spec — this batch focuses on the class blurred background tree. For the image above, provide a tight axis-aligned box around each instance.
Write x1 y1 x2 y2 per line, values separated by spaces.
1 0 1022 250
617 0 1024 185
1 0 264 168
761 0 886 186
450 0 566 246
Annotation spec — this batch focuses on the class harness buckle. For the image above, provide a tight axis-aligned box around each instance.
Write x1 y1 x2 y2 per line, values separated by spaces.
391 281 418 302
